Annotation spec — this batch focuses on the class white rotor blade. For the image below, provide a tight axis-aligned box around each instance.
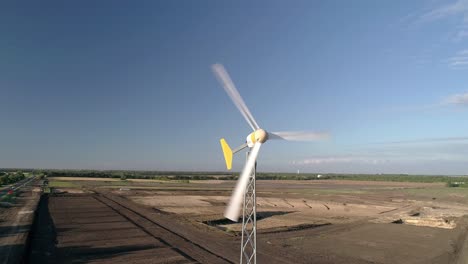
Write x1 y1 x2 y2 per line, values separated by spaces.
224 142 262 221
212 64 260 131
269 131 330 141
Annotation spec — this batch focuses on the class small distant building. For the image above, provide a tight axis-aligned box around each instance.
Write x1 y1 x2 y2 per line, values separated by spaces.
317 174 322 178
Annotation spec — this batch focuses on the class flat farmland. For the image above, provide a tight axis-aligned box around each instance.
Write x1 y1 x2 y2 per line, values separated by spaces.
31 177 468 263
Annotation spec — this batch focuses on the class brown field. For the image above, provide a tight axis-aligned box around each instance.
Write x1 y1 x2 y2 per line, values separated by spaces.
31 177 468 263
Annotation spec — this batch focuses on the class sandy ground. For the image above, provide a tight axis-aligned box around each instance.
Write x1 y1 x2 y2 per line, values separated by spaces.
119 180 468 263
123 180 467 230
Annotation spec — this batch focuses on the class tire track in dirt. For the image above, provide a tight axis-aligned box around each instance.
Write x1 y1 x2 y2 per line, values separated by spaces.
263 198 278 207
452 216 468 264
378 204 412 215
283 199 295 208
94 194 234 264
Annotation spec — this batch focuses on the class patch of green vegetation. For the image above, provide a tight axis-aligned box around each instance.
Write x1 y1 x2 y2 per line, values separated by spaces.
0 190 18 203
104 180 130 186
48 181 80 188
446 181 468 188
0 195 16 203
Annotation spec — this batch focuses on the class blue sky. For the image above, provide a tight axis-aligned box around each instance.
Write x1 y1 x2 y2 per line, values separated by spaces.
1 1 468 174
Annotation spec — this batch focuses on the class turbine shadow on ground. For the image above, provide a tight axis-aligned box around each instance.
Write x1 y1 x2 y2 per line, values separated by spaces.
203 211 293 227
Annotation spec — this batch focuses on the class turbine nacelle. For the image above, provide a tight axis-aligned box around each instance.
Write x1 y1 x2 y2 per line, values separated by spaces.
246 129 268 147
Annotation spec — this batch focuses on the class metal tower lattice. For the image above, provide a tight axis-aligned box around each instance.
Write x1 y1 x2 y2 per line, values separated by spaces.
240 151 257 264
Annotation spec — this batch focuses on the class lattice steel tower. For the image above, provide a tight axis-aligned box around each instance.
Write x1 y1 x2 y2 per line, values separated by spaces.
240 152 257 264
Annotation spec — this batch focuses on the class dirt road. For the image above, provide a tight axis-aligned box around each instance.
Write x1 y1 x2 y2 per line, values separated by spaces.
0 184 40 264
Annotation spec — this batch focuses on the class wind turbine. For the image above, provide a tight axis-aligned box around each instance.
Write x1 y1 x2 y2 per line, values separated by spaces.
212 64 329 263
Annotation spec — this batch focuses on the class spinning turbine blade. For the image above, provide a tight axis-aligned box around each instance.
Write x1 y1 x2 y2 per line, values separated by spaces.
269 131 330 141
224 142 262 221
212 64 260 131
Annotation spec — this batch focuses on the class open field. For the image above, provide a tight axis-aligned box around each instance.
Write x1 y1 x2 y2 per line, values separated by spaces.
33 177 468 263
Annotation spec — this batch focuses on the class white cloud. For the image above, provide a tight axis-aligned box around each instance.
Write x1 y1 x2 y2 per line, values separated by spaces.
288 141 468 174
443 91 468 105
389 90 468 112
419 0 468 22
447 49 468 68
383 136 468 144
455 29 468 40
292 156 388 166
293 145 468 169
418 0 468 40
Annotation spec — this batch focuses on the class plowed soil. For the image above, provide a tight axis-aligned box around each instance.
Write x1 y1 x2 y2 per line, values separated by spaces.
27 192 295 264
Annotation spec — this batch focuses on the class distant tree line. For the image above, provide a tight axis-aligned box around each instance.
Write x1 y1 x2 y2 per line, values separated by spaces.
43 170 236 180
34 169 468 184
0 172 26 186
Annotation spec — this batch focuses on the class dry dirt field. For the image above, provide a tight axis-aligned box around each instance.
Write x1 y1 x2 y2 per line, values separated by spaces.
40 177 468 263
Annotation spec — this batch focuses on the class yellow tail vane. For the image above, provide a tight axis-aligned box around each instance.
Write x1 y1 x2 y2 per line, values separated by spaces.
220 138 233 170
